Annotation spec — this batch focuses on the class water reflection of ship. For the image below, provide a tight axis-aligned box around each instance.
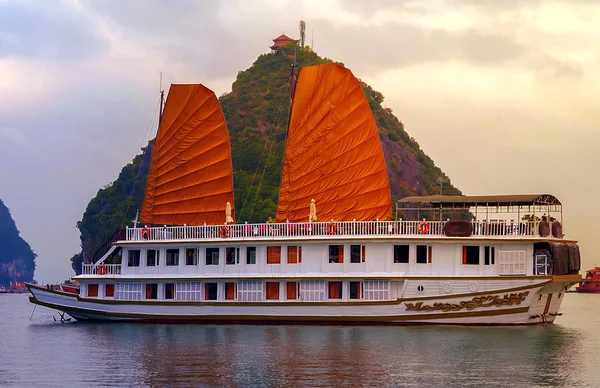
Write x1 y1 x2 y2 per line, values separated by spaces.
123 325 584 387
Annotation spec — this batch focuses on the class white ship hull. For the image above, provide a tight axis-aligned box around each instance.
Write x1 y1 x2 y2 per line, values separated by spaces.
27 275 578 325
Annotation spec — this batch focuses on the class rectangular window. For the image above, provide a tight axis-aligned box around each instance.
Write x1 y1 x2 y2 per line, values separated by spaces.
416 245 430 264
175 281 201 301
165 283 175 300
226 247 238 265
205 283 218 300
166 249 179 266
105 284 114 298
246 247 256 264
287 246 300 264
363 280 389 300
115 282 142 301
362 245 366 263
350 245 362 263
393 245 409 263
350 281 361 299
185 248 198 266
225 282 236 300
145 284 158 300
206 248 219 265
485 246 495 265
128 250 140 267
88 284 98 297
328 245 344 263
463 246 480 265
267 246 281 264
237 281 262 301
266 282 280 300
299 280 326 301
147 250 159 266
328 281 343 299
286 282 298 300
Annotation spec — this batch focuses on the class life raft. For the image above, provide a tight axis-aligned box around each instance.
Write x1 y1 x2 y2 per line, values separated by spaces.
220 225 230 238
327 223 337 235
418 221 430 234
97 263 107 275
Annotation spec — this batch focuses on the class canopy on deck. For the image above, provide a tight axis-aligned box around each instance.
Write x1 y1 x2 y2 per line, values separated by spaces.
397 194 561 208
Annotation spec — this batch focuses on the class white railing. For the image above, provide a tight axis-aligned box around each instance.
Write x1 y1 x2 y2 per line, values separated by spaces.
81 264 121 275
123 219 549 242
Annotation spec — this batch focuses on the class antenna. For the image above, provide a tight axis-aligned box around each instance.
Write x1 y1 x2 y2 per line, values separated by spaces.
299 20 306 48
311 29 314 49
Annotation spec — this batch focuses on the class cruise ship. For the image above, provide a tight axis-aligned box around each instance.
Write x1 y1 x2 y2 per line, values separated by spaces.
27 63 581 324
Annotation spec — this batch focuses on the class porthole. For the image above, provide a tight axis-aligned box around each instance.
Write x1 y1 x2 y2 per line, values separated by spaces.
417 285 425 293
468 282 479 292
441 283 452 293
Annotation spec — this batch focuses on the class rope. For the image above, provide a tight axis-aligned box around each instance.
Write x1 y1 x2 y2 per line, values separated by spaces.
247 98 286 221
120 100 160 228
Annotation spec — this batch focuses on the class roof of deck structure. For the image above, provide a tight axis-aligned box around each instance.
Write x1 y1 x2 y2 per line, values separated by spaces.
397 194 561 208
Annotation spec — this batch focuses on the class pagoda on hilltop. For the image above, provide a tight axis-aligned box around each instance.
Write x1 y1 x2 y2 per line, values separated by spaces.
270 34 294 52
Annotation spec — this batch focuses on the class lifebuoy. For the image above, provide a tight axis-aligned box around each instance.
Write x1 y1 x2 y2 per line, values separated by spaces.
220 225 230 238
97 263 107 275
327 223 337 235
141 227 150 239
418 221 430 234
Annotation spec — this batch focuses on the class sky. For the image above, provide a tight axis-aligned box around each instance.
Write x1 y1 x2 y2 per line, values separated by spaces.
1 0 599 283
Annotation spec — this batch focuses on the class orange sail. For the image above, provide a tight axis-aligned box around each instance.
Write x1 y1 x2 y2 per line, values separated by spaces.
276 64 391 222
141 84 234 226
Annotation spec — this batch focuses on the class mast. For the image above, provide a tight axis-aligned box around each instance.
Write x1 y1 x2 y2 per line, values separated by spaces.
159 72 165 125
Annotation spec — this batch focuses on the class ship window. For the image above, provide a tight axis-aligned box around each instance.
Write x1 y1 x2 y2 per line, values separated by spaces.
128 250 140 267
287 246 301 264
205 283 218 300
416 245 431 264
237 281 263 301
299 281 326 301
463 246 480 265
393 245 409 263
186 248 198 266
246 247 256 264
328 281 343 299
225 282 236 300
484 246 495 265
267 246 281 264
226 247 239 265
105 284 114 298
266 282 280 300
206 248 219 265
145 284 158 300
147 250 159 266
363 280 389 300
165 283 175 300
350 281 361 299
166 249 179 266
175 281 201 301
328 245 344 263
88 284 99 297
115 282 142 301
286 282 298 300
350 245 364 263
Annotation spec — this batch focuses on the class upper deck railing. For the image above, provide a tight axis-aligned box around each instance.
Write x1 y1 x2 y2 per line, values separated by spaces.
122 219 562 243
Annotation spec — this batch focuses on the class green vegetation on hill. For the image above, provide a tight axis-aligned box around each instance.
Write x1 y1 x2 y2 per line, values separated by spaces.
0 199 36 285
69 45 461 274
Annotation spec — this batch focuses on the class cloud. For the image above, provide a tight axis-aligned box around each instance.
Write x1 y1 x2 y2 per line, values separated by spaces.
0 0 109 61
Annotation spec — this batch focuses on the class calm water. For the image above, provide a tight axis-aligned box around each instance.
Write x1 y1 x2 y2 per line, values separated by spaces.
1 294 599 387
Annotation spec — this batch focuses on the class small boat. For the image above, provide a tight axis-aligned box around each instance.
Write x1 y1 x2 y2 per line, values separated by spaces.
28 63 582 325
576 267 600 293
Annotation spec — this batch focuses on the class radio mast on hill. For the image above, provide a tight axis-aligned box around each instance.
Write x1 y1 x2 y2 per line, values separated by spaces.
299 20 306 48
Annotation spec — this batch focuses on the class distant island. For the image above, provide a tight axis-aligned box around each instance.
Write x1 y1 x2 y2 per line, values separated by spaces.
69 37 462 274
0 199 36 285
